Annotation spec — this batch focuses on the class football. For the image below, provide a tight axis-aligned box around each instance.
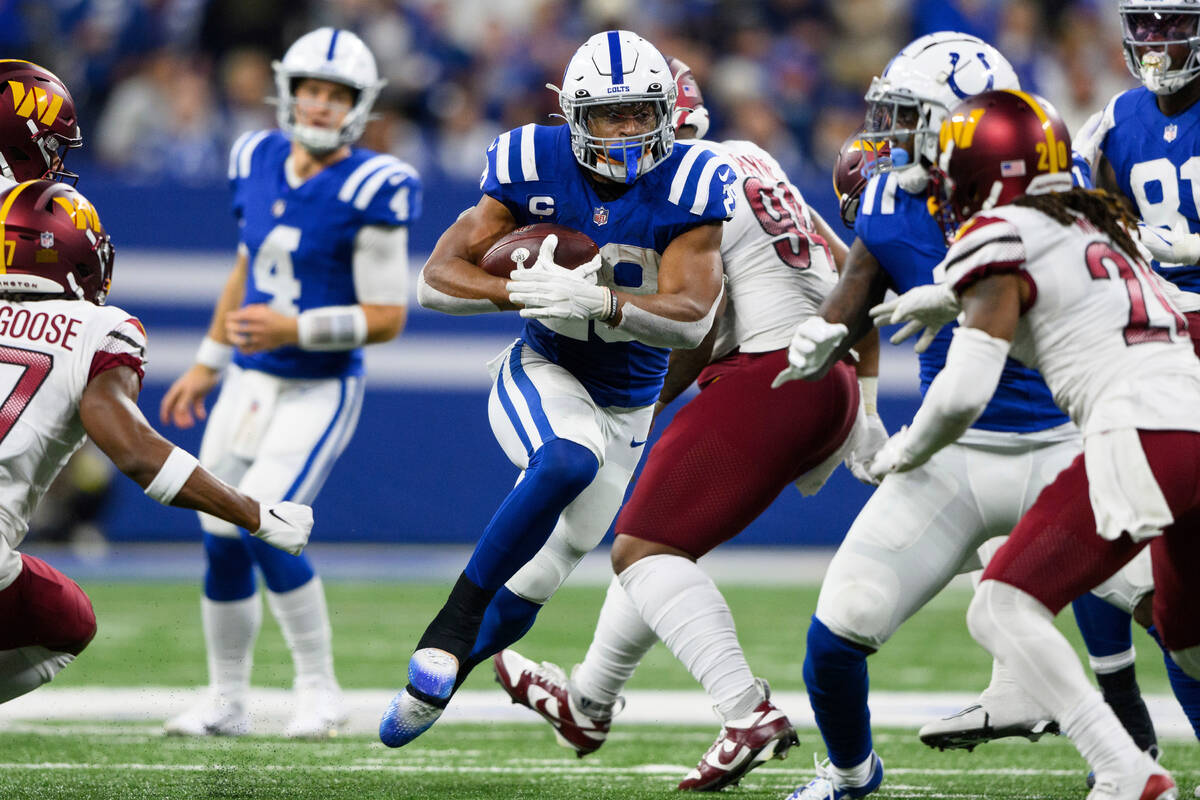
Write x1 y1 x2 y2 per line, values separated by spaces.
479 223 600 278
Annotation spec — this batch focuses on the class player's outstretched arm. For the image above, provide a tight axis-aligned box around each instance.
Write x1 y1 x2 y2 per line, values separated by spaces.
83 367 312 554
160 251 247 428
418 195 522 314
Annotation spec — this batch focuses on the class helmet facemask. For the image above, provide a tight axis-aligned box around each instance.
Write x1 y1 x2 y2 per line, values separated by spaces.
1121 4 1200 94
558 90 675 184
862 81 951 182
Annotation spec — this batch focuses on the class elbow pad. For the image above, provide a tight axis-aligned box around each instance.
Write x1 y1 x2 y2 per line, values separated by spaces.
615 283 723 350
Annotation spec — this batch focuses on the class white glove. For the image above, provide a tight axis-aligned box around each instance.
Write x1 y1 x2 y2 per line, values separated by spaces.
844 405 890 486
869 283 960 354
864 426 920 483
253 501 313 556
1138 222 1200 266
506 236 610 321
770 317 849 388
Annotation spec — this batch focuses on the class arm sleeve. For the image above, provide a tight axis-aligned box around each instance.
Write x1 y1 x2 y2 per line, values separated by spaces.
352 225 409 305
901 325 1010 464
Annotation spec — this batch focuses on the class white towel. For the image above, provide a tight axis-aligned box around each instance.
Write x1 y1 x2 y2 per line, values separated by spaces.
1084 427 1174 542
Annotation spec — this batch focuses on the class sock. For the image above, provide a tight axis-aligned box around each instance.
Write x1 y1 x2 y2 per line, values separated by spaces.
454 586 542 690
618 554 756 722
1072 592 1134 658
1060 690 1144 779
1094 663 1158 753
804 616 874 768
967 581 1143 775
417 572 496 668
0 646 73 703
464 439 597 591
246 533 315 593
202 594 261 702
266 576 336 688
1148 626 1200 739
570 576 658 714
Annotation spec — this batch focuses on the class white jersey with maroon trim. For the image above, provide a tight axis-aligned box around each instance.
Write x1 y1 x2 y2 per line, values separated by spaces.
0 299 146 550
938 204 1200 437
705 139 838 359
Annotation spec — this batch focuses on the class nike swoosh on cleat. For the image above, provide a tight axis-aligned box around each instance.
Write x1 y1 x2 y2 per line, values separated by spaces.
527 685 561 723
707 740 749 770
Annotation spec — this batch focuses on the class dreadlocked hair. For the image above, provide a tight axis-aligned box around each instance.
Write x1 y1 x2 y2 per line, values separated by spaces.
1012 188 1141 263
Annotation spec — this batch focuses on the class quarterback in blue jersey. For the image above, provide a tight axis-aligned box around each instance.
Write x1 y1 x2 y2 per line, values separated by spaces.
1070 0 1200 753
159 28 418 739
379 30 734 748
771 33 1154 800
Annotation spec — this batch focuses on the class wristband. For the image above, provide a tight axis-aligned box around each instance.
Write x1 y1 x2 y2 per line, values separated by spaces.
858 376 878 416
296 306 368 351
195 336 233 371
144 447 200 505
600 287 618 323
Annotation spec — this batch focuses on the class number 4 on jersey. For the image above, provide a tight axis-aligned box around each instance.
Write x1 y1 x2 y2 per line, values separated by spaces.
252 225 303 314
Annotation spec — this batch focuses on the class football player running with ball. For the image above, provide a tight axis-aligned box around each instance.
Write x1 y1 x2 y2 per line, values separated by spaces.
491 58 883 791
160 28 418 739
382 31 736 748
0 180 312 705
873 87 1194 800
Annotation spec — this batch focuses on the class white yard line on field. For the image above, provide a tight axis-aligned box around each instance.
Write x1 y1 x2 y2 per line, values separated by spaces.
1 687 1194 740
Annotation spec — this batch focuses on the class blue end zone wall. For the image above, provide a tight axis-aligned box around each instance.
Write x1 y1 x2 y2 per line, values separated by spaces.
102 387 920 547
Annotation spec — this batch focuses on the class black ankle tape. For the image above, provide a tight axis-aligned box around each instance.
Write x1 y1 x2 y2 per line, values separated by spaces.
416 572 496 664
406 683 450 709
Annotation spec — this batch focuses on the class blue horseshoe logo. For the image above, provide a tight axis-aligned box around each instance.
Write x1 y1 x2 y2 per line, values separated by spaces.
947 52 995 99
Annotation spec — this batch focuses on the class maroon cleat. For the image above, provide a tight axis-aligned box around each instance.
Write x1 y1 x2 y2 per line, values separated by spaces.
678 688 800 791
493 649 614 757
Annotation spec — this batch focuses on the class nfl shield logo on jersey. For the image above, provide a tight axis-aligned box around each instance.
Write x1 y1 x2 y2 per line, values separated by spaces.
39 231 53 248
593 207 609 226
1165 124 1178 143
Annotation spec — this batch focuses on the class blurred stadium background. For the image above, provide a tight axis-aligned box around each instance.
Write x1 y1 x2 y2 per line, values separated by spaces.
4 0 1138 549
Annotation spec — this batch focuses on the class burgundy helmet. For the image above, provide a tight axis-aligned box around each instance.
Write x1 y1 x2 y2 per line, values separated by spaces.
0 180 114 304
668 57 709 138
0 60 83 183
832 130 889 229
934 89 1073 240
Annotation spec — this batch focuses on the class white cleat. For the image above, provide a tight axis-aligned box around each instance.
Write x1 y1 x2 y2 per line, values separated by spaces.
163 692 250 737
284 680 349 739
919 690 1058 752
1088 752 1177 800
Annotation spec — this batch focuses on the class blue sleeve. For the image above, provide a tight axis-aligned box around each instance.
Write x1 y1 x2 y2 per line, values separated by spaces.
360 169 422 227
480 124 553 220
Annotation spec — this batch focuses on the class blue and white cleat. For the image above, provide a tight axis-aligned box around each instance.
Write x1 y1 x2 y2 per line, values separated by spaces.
787 752 884 800
378 648 459 748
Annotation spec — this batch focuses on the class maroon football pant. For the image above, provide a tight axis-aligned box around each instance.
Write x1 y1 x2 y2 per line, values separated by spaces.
1188 311 1200 357
983 429 1200 652
615 349 858 558
0 554 96 655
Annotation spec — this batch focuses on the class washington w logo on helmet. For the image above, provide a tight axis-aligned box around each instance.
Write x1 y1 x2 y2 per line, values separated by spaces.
51 194 102 233
7 81 64 126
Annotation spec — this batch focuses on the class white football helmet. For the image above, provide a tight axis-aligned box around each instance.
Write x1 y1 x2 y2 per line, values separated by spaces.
1120 0 1200 95
272 27 385 154
549 31 676 183
863 32 1018 189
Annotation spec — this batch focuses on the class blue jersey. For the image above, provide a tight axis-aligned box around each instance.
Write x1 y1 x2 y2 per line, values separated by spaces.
481 123 736 407
228 130 421 379
855 172 1069 433
1074 88 1200 293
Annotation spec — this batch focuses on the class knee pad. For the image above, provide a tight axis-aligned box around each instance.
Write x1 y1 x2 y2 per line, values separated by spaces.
531 439 599 500
505 526 588 604
814 560 899 650
245 533 314 594
1089 549 1153 615
10 556 96 655
202 533 257 601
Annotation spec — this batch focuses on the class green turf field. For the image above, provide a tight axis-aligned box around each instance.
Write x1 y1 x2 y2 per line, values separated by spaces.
2 580 1195 799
